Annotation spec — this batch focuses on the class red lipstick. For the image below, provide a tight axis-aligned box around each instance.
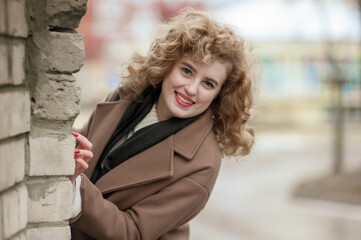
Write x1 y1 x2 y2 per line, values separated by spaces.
174 91 194 107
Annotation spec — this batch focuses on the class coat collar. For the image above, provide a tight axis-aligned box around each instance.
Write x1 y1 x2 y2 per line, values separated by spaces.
84 88 214 193
173 110 213 160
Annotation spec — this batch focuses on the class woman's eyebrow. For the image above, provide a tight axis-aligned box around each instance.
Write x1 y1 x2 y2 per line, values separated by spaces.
181 61 220 86
205 77 219 86
181 62 197 73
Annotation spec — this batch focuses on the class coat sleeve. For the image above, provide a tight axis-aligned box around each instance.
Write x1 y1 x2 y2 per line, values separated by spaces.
69 169 215 240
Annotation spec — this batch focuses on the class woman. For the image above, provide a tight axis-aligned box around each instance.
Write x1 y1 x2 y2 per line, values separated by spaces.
69 8 255 240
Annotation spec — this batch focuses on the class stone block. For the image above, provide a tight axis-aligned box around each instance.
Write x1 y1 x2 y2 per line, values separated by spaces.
0 0 6 34
27 226 71 240
0 42 10 85
29 134 75 176
0 138 25 192
10 232 26 240
29 32 84 73
18 186 27 233
46 0 87 29
1 0 28 37
1 185 28 239
27 179 73 223
0 41 26 86
31 74 81 121
11 41 26 85
46 32 85 73
0 90 30 140
0 198 2 240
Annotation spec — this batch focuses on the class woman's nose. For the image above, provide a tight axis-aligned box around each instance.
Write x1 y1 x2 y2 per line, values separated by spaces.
184 81 198 96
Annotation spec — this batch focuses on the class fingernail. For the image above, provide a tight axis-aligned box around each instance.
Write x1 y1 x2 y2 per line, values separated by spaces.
72 132 78 137
74 156 78 159
75 150 80 154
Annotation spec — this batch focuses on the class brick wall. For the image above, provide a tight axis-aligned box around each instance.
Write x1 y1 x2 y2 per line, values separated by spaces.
0 0 87 239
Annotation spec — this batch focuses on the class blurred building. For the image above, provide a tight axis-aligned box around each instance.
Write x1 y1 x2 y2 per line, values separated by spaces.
216 0 360 127
74 0 360 130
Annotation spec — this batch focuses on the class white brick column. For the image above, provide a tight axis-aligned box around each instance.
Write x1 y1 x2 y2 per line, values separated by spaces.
0 0 29 238
25 0 87 239
0 0 87 239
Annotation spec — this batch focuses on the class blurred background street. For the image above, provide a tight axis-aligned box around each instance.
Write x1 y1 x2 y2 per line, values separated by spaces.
191 124 361 240
73 0 361 239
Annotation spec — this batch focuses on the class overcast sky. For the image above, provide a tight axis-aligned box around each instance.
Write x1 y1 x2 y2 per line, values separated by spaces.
215 0 361 41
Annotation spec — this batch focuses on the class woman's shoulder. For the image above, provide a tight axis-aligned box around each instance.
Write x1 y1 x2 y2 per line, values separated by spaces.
103 86 133 102
197 128 222 167
182 126 222 195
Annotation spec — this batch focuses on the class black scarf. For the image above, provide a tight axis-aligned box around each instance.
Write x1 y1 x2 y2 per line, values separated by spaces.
90 87 201 184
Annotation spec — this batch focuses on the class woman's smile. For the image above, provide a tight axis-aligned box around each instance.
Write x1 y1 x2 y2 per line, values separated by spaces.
175 91 195 107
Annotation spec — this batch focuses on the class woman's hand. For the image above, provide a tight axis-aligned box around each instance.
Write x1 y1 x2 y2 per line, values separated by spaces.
69 132 93 183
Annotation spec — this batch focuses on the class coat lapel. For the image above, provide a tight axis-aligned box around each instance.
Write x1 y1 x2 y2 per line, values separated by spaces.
95 136 174 194
84 98 132 178
173 110 213 160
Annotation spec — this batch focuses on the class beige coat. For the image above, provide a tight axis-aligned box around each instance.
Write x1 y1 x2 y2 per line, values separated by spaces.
69 88 221 240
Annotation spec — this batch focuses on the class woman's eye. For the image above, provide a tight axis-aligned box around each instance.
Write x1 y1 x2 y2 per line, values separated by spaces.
182 68 192 76
203 81 215 89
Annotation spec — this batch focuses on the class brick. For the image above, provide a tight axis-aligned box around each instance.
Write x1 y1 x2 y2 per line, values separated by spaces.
31 74 81 121
47 32 85 73
0 198 3 240
29 32 84 73
0 41 26 86
0 90 30 140
27 226 71 240
0 0 28 37
0 42 10 85
0 138 25 191
46 0 87 29
10 232 26 240
8 0 28 37
1 189 18 238
0 0 7 34
27 179 73 222
1 185 28 239
29 134 75 176
18 186 27 233
11 42 26 85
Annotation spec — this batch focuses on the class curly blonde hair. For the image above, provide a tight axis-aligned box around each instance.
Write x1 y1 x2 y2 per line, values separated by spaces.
121 8 255 156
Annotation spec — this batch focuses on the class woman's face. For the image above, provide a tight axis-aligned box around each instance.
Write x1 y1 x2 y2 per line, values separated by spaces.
157 55 229 121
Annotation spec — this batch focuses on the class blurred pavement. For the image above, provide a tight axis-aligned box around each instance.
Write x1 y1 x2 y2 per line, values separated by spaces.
190 125 361 240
